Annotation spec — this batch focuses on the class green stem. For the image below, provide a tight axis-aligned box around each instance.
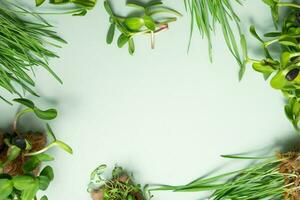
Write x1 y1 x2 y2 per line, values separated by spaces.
24 141 57 156
246 57 261 64
278 2 300 9
292 121 300 134
264 34 300 47
13 108 32 134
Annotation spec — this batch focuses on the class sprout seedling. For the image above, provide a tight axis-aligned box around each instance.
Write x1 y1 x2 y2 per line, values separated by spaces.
0 98 72 200
104 0 182 55
88 165 148 200
244 3 300 133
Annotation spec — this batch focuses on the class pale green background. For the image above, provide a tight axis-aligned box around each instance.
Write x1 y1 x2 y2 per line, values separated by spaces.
0 1 296 199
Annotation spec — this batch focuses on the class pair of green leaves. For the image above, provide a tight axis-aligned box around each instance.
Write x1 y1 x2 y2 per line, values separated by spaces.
13 98 57 121
104 0 181 55
0 166 53 200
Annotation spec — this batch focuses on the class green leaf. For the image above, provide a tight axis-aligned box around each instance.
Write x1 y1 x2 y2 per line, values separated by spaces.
40 195 48 200
7 145 21 162
262 0 276 6
124 17 145 31
13 176 36 190
22 157 41 172
264 32 281 37
0 179 13 200
144 16 156 31
126 2 145 10
128 38 135 55
281 52 291 69
249 25 264 43
240 34 248 60
252 63 275 74
40 166 54 181
117 34 129 48
106 23 116 44
53 141 73 154
20 180 39 200
285 104 294 121
36 154 54 162
38 176 50 191
146 0 163 7
35 0 46 6
13 98 34 109
104 0 113 15
33 108 57 120
147 7 182 17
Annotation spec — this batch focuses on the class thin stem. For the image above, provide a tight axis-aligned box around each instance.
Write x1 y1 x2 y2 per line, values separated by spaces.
2 7 85 16
246 57 261 64
150 31 155 49
24 141 56 156
278 3 300 9
264 34 300 47
13 108 32 134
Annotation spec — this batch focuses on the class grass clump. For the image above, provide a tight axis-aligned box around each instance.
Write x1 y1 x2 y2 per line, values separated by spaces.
151 153 300 199
0 3 65 103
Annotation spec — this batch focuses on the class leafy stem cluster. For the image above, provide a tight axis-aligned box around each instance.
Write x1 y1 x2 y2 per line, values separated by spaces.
244 2 300 132
0 99 72 200
88 165 147 200
104 0 182 55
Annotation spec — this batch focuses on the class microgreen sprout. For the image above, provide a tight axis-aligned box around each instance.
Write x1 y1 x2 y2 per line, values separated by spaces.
243 3 300 133
104 0 182 55
0 98 72 200
88 165 147 200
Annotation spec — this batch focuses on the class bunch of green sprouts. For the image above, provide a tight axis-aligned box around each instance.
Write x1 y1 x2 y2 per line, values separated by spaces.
0 98 72 200
244 2 300 132
88 165 146 200
104 0 182 55
151 153 299 199
184 0 247 79
0 3 65 104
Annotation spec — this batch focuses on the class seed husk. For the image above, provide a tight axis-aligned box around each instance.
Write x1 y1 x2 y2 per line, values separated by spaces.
286 68 299 81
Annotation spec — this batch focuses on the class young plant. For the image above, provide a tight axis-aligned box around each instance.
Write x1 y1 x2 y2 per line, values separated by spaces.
151 152 300 199
0 98 72 200
104 0 182 55
184 0 247 79
34 0 97 16
0 3 65 104
244 2 300 132
88 165 147 200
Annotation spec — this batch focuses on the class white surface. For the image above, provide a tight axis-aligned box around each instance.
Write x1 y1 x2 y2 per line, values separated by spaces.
0 1 295 199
